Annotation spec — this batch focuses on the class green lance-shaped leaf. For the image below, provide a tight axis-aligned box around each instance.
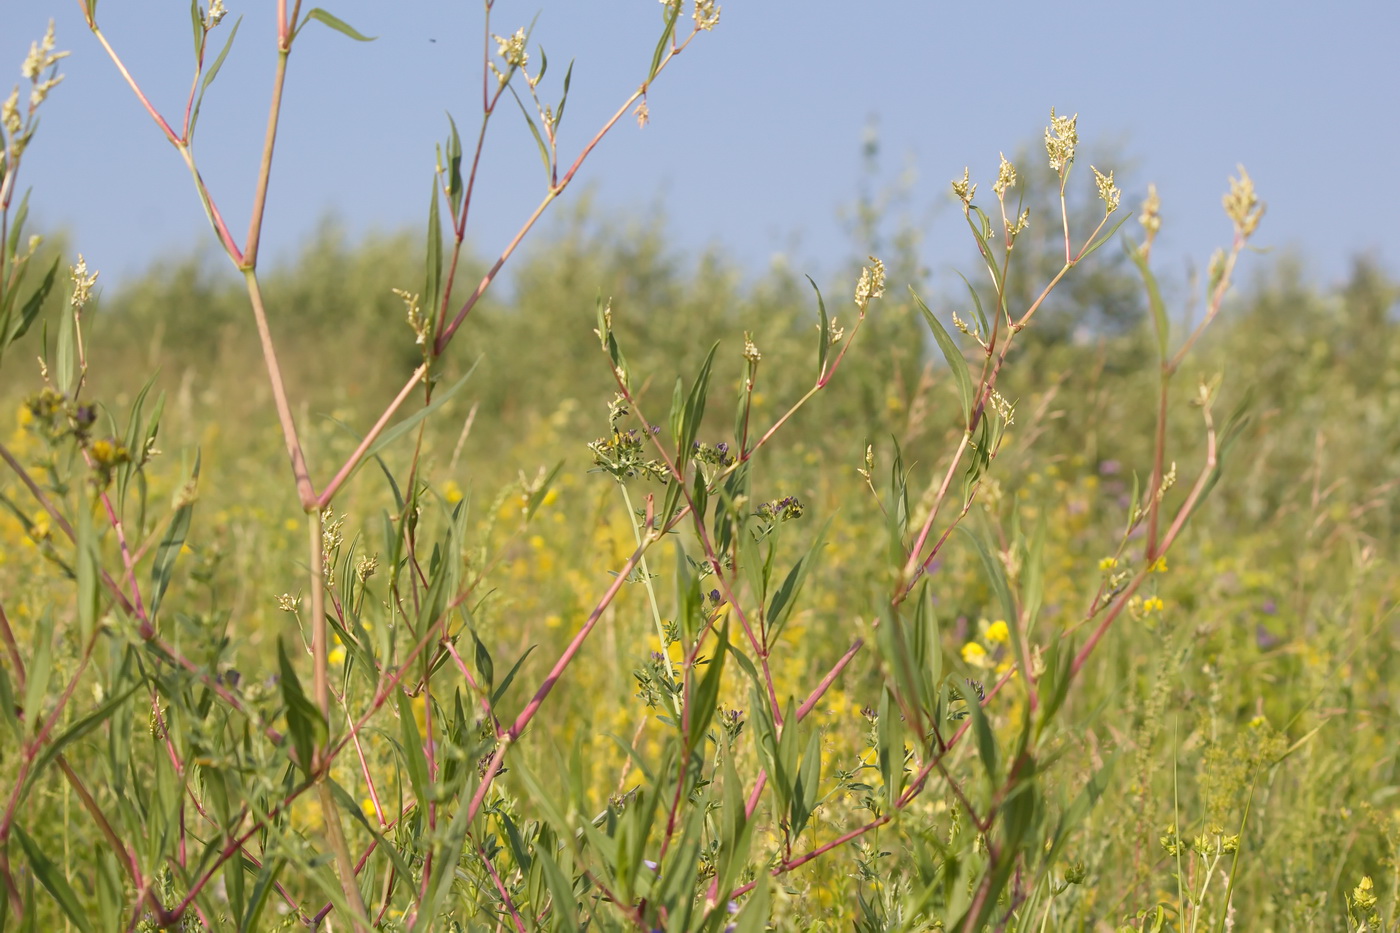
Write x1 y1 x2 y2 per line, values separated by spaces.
508 85 552 180
535 845 583 933
958 524 1028 687
1043 756 1115 870
1022 510 1046 635
1125 237 1169 362
116 376 159 510
734 875 770 933
807 274 830 377
150 451 200 621
954 269 990 338
765 517 831 645
677 342 720 476
415 787 478 931
492 643 536 706
237 857 286 933
0 665 19 740
326 361 478 497
657 801 706 927
961 675 998 784
686 622 727 754
56 287 75 395
277 638 328 777
877 686 904 809
556 59 575 130
2 255 58 357
23 610 53 737
300 8 376 41
470 625 494 696
189 16 242 141
789 726 822 839
13 823 94 933
911 287 974 429
1188 388 1255 523
712 461 748 558
188 0 201 57
424 173 443 330
1035 634 1076 737
649 2 680 82
75 487 99 644
668 375 685 450
27 681 143 792
5 188 31 259
715 740 755 901
395 690 430 806
444 111 464 214
1078 209 1133 262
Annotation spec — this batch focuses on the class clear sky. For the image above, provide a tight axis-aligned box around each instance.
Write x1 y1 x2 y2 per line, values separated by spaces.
6 1 1398 294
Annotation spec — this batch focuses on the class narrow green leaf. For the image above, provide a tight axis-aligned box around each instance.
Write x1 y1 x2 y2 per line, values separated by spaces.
189 0 202 57
55 295 75 396
23 612 52 737
396 691 430 804
911 287 974 428
302 8 375 41
1022 510 1046 634
686 622 727 753
13 824 93 933
508 86 552 180
958 524 1027 684
953 269 989 340
648 3 679 82
806 275 829 377
366 362 477 464
734 875 770 933
237 857 285 933
470 627 494 695
0 665 19 739
424 174 443 331
766 517 831 645
4 257 57 351
5 189 31 259
75 489 99 644
444 112 464 214
150 452 199 620
491 644 536 706
535 845 582 933
962 682 998 783
27 681 143 787
556 60 575 128
1078 210 1133 262
1125 238 1169 362
790 726 822 838
277 638 327 776
511 757 571 839
189 17 242 140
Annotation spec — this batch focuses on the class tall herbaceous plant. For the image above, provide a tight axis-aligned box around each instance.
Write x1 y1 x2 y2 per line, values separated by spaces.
0 3 1267 931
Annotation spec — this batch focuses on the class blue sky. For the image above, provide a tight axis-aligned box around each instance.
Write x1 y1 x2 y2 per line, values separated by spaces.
6 1 1398 295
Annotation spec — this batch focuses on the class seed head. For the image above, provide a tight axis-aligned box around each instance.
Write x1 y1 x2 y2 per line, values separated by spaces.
693 0 721 30
1222 164 1264 238
854 256 885 314
1091 165 1120 213
951 167 976 207
1044 107 1078 173
70 255 99 309
993 153 1017 198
